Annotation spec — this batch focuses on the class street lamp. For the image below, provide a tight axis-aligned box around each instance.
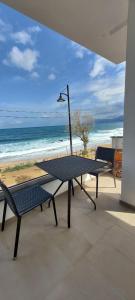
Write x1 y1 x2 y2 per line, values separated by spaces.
57 84 73 155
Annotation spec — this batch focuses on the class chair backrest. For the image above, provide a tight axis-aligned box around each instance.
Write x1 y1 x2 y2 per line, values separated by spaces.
0 180 18 216
95 147 115 167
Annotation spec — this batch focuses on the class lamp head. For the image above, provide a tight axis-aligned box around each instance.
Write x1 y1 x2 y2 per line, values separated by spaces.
57 93 66 102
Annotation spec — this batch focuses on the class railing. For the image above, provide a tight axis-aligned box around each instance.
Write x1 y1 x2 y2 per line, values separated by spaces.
0 174 55 202
0 147 97 201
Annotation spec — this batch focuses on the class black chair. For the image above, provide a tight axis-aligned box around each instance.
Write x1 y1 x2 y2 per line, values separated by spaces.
81 147 116 198
0 180 58 259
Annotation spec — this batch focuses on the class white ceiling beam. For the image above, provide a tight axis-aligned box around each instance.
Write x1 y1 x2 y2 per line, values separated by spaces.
1 0 129 63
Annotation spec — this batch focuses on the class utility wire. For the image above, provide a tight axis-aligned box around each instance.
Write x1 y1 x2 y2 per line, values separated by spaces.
0 109 67 114
0 115 66 119
0 108 91 114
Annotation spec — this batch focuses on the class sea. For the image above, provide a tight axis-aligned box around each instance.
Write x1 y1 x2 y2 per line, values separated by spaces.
0 121 123 162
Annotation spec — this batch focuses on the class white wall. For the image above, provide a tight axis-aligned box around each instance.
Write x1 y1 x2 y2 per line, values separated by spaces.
122 0 135 206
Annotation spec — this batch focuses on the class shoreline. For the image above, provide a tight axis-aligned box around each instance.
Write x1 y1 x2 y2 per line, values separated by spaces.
0 144 110 169
0 125 123 164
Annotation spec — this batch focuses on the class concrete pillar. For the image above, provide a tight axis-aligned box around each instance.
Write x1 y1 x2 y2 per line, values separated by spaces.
122 0 135 206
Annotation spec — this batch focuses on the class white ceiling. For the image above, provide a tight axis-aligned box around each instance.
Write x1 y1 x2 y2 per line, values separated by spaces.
2 0 129 63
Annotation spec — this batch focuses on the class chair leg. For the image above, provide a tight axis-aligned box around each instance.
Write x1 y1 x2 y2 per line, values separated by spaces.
40 204 43 212
13 217 22 260
71 180 74 196
96 175 99 198
113 175 116 188
48 199 51 208
81 175 83 189
1 201 7 232
51 197 58 226
48 181 64 208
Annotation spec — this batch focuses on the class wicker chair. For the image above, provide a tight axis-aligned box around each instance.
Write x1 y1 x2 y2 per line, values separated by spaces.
0 180 58 259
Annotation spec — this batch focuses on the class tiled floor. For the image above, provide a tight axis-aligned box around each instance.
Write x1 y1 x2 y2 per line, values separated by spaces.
0 175 135 300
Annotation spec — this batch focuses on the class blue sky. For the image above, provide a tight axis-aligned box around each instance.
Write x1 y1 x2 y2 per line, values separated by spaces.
0 3 126 128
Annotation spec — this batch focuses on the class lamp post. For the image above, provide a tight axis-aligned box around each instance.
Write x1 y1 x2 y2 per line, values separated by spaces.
57 84 73 155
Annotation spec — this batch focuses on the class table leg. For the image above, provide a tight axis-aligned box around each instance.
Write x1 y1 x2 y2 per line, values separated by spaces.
74 178 96 210
68 180 72 228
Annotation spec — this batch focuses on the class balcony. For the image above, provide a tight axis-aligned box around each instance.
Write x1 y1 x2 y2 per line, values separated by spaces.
0 175 135 299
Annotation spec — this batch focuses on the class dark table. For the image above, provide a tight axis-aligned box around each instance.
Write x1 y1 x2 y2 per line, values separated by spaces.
36 155 108 228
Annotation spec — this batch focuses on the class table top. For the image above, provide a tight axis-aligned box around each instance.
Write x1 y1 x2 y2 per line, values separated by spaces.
36 155 108 182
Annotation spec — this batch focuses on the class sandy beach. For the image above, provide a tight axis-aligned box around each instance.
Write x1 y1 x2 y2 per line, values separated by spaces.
0 156 52 187
0 145 112 187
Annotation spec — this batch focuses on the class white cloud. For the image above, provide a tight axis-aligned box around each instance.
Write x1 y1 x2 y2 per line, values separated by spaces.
4 46 39 72
75 48 85 59
89 55 115 78
30 71 39 79
29 26 41 33
88 68 125 102
116 61 126 72
48 73 56 80
11 30 32 45
71 68 125 120
71 65 125 107
71 41 91 59
0 18 12 42
10 26 42 45
0 17 41 45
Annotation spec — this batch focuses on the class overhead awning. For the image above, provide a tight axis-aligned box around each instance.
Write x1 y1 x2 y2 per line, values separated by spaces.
1 0 128 63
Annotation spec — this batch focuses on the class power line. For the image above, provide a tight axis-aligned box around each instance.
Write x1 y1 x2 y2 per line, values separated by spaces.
0 115 66 119
0 108 92 114
0 109 67 114
0 106 92 120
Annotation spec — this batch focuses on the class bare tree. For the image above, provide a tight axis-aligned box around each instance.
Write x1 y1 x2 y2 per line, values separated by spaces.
72 111 93 155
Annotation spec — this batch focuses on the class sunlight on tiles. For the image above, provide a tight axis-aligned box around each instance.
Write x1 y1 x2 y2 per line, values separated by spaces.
106 210 135 227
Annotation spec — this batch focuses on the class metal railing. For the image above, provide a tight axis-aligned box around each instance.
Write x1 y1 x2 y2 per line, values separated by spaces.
0 174 55 202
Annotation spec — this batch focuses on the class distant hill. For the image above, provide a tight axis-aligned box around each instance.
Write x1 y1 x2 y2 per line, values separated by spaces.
96 115 123 124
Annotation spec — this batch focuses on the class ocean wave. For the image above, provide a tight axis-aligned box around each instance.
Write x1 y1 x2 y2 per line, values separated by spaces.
0 126 123 162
